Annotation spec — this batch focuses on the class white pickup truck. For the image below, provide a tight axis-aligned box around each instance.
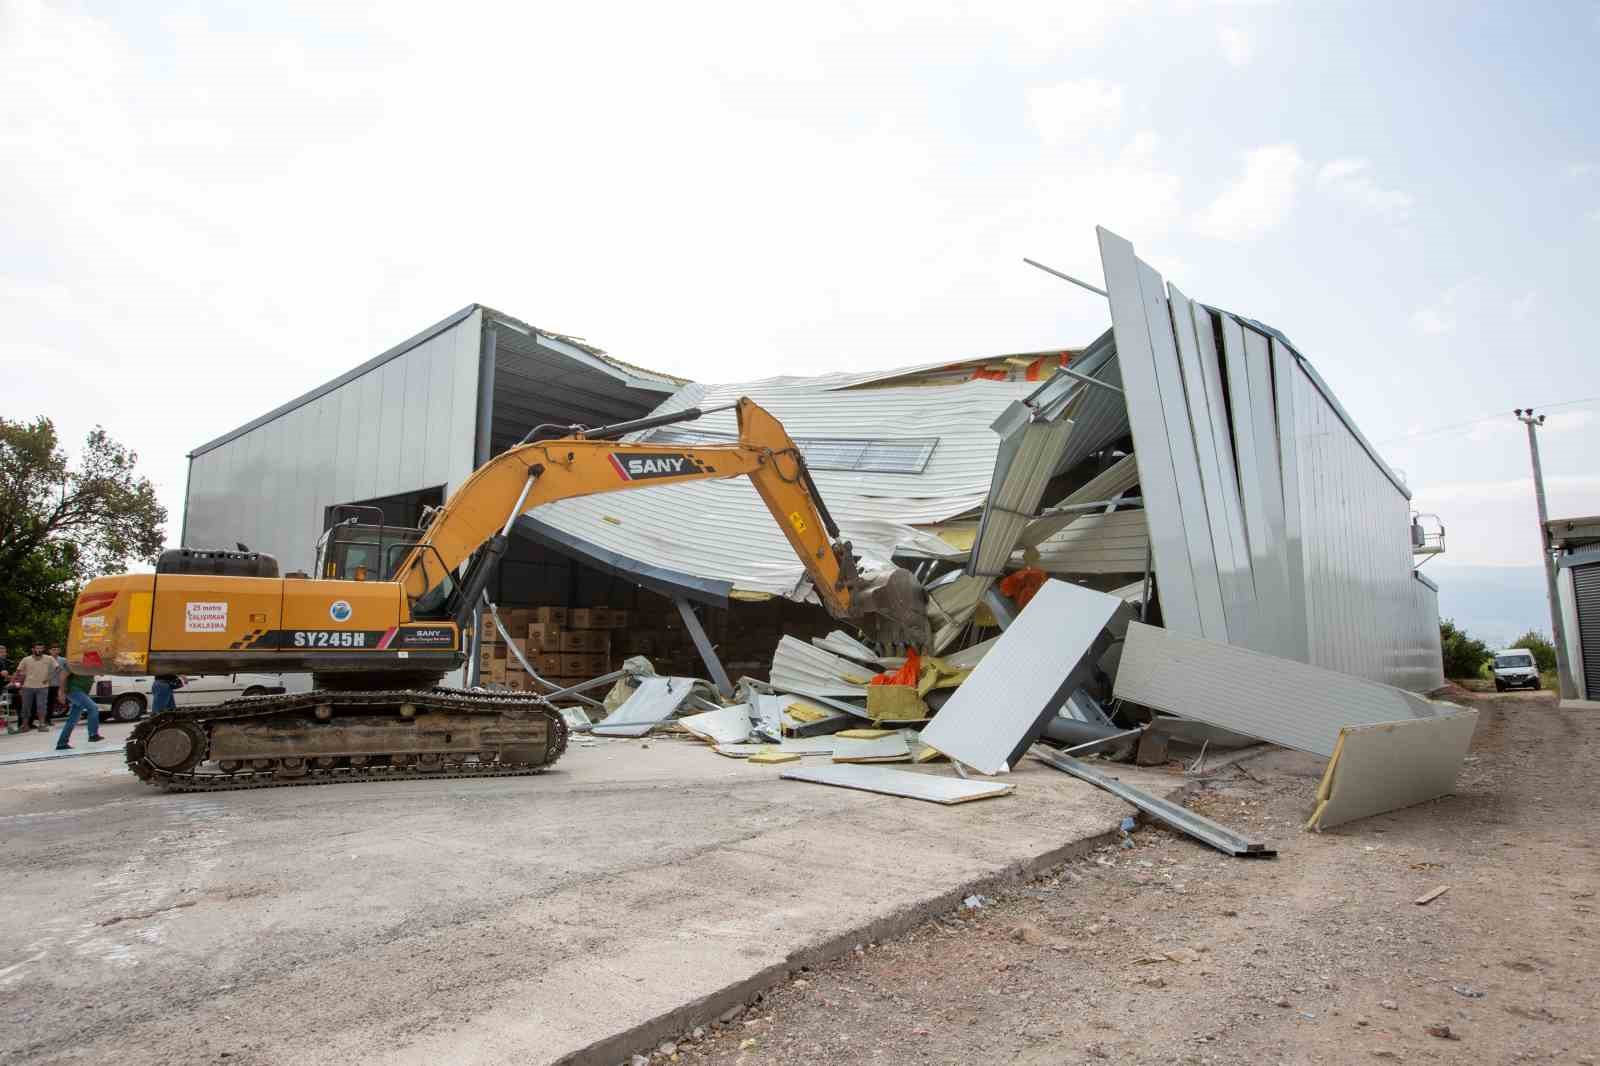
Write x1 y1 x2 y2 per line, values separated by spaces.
94 673 313 722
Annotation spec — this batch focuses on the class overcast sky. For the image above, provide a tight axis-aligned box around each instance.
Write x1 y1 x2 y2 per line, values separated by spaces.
4 1 1598 636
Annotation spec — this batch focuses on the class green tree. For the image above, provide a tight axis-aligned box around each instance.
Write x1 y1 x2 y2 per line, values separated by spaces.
1439 618 1491 679
1508 630 1557 674
0 418 167 650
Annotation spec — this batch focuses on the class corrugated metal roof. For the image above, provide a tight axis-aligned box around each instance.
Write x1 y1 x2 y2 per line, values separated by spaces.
530 374 1041 597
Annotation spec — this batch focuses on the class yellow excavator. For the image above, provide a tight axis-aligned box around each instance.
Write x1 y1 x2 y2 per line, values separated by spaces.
67 398 929 791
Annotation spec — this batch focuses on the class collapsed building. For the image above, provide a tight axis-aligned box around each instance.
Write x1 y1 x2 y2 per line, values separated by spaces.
180 228 1445 696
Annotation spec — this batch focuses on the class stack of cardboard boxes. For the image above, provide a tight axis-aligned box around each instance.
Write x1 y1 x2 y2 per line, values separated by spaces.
475 596 838 691
477 607 625 692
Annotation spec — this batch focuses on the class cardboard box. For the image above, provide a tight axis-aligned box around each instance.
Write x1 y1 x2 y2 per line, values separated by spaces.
532 606 568 626
479 617 502 643
527 623 562 650
560 630 610 653
569 608 600 630
504 609 533 629
532 653 564 676
560 654 592 677
484 660 508 683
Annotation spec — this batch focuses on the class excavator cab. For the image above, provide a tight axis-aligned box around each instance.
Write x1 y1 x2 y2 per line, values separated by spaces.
314 506 426 583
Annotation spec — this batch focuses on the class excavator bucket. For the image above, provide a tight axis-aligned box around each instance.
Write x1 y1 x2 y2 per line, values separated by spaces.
846 566 931 649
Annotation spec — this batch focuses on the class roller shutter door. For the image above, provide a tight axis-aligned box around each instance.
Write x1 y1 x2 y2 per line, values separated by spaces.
1573 563 1600 700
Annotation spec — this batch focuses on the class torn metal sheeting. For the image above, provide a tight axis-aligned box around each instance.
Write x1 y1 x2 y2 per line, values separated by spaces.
1032 748 1274 857
1115 622 1451 759
590 676 699 737
1024 510 1150 576
779 763 1014 805
919 579 1122 775
829 733 913 764
677 704 754 745
1145 715 1259 750
1018 453 1141 550
769 635 876 697
1062 687 1114 726
763 684 876 722
810 630 900 667
558 707 594 730
1306 710 1479 831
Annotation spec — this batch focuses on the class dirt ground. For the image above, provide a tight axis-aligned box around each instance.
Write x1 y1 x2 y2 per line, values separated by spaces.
647 690 1596 1066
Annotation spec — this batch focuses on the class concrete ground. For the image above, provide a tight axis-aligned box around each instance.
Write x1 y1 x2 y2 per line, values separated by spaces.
0 721 1177 1065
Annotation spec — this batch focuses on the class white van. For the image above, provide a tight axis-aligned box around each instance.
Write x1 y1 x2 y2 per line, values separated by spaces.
1490 649 1540 692
94 673 313 722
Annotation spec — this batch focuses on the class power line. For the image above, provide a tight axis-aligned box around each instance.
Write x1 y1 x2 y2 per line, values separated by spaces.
1375 394 1600 446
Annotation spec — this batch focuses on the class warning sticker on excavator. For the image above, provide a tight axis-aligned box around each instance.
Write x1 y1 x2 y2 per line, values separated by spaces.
788 511 808 534
185 601 228 633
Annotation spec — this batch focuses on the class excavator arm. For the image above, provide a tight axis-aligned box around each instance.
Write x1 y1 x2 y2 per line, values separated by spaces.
392 398 928 645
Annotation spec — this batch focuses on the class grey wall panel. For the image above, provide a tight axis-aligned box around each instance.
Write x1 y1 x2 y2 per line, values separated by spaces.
1270 339 1310 662
1097 227 1203 636
1288 360 1434 689
1137 261 1228 640
1168 284 1248 640
1190 305 1254 597
182 310 483 575
1217 315 1290 658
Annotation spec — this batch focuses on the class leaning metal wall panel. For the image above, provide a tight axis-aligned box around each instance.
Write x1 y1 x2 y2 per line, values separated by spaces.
1289 358 1433 689
1097 227 1204 637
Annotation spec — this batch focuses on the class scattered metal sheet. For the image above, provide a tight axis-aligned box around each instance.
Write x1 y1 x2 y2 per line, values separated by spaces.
1031 748 1275 857
762 683 875 721
769 636 876 697
591 676 698 737
678 704 754 745
779 763 1015 805
0 746 122 767
1306 710 1479 831
1062 687 1114 726
830 733 913 763
713 737 839 758
1114 622 1451 758
559 707 594 730
919 579 1121 774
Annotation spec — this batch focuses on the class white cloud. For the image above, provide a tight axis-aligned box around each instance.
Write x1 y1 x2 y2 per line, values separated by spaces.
1315 157 1414 220
1027 78 1124 144
1510 290 1538 320
1217 25 1253 66
1409 308 1454 336
1588 207 1600 223
1564 162 1595 180
1192 144 1304 241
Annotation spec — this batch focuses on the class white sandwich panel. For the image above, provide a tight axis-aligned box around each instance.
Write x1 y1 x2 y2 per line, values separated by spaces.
1137 260 1228 641
1270 338 1310 663
1168 284 1248 639
1218 316 1291 658
1097 227 1202 636
1114 621 1450 758
1189 305 1254 598
1309 711 1478 830
920 578 1121 774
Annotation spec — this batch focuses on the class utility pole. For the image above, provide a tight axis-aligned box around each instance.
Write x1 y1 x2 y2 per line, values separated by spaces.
1515 408 1578 699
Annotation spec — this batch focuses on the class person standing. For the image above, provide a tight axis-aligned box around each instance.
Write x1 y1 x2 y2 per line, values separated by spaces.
14 642 55 731
48 644 68 723
151 674 181 714
55 669 104 750
0 644 14 733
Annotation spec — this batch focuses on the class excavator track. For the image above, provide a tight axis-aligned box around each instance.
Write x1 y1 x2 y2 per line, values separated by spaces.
125 688 569 793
